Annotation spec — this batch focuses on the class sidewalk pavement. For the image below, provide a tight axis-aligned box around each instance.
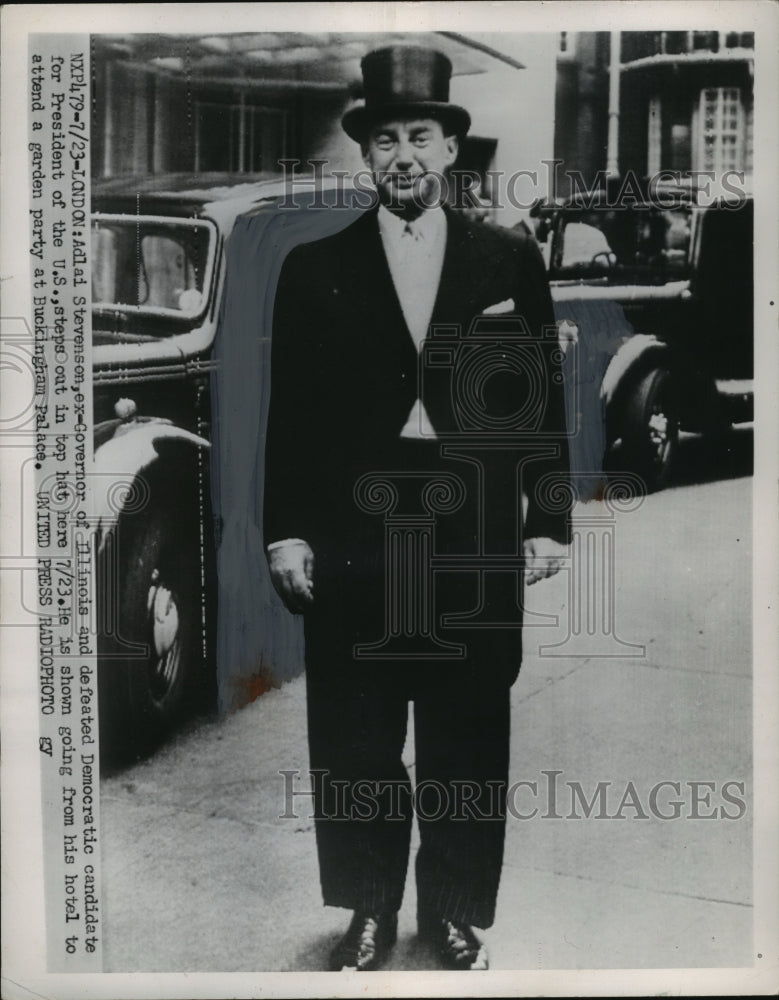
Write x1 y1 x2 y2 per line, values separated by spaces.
100 476 752 973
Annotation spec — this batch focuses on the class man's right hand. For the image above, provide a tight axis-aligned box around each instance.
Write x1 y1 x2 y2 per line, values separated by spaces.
267 540 315 613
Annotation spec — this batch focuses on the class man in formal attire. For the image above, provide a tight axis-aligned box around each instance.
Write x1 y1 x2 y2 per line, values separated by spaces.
264 46 571 971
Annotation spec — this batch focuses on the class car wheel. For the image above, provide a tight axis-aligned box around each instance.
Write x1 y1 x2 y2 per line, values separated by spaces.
99 495 203 762
621 367 679 493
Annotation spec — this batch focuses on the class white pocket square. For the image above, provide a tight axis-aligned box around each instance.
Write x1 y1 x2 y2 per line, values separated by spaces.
483 298 515 315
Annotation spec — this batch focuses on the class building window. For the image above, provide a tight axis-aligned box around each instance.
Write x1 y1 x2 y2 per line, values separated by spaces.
745 101 753 175
195 99 287 173
622 30 754 62
558 31 576 59
724 31 755 49
695 87 747 175
692 31 719 52
647 95 662 175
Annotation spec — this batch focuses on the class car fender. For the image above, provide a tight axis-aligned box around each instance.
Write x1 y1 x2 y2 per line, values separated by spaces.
93 419 209 540
600 335 675 443
600 334 671 406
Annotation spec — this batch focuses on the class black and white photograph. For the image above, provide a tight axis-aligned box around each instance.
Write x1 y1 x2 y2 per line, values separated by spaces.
1 3 777 997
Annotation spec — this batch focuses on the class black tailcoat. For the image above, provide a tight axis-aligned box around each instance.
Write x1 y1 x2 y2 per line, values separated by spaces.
263 204 571 925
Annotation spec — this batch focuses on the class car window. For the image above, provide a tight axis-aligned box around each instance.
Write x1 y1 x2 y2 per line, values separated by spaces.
551 207 691 282
560 221 615 267
91 216 214 320
139 234 200 311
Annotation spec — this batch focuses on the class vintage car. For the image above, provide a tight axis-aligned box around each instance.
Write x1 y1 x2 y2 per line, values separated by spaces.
92 173 368 760
92 174 753 758
535 180 753 492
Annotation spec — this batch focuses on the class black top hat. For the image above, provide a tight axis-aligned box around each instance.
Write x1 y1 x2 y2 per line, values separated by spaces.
342 45 471 142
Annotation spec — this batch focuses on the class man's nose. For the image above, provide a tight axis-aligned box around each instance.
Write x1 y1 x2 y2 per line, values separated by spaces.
394 140 415 168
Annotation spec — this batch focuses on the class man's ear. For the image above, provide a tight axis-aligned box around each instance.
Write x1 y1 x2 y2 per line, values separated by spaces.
443 134 459 168
360 141 372 169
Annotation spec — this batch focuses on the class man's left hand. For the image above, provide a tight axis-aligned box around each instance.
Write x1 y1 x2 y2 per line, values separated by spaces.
523 537 569 585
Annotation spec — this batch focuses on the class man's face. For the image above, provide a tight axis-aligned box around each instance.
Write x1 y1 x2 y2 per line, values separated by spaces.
362 117 459 215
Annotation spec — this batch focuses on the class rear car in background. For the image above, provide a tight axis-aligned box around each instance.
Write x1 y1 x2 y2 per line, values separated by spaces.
537 180 753 491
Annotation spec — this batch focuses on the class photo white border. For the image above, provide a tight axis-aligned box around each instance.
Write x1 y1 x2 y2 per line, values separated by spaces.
2 2 777 997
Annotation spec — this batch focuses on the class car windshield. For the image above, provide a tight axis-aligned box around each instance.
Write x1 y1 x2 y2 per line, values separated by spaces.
550 206 691 281
91 216 214 319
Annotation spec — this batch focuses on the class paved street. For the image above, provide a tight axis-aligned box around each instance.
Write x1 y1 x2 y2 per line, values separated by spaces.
100 459 753 973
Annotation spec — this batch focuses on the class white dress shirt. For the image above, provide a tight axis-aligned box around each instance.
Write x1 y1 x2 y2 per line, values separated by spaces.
377 204 446 439
377 203 447 350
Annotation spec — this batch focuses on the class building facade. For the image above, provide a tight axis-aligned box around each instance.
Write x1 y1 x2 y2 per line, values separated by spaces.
90 32 558 227
553 30 754 196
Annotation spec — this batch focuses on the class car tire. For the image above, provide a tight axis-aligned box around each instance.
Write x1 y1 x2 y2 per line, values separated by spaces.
98 492 203 763
621 367 679 493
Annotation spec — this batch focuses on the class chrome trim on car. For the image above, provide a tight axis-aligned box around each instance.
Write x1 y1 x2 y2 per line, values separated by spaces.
552 280 691 302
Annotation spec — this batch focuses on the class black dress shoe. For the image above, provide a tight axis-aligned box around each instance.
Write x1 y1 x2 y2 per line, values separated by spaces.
329 911 398 971
418 912 489 970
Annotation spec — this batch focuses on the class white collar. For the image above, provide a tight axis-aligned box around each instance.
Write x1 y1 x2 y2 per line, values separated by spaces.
377 203 446 243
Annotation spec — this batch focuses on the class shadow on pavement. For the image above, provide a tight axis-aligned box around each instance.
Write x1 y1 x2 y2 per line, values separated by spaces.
605 424 753 496
669 425 753 490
